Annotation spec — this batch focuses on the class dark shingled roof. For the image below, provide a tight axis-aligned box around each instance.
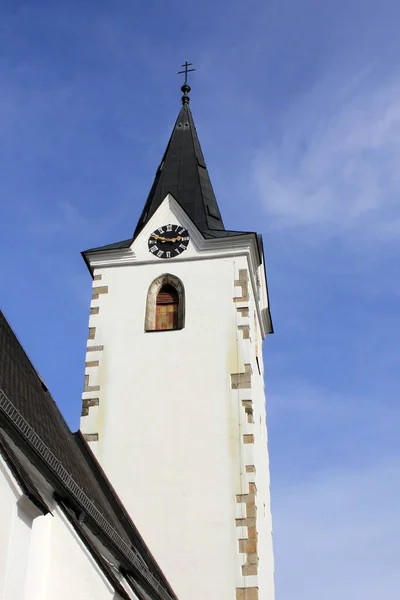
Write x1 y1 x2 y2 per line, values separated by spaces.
82 230 254 256
82 102 253 259
133 103 225 239
84 239 133 253
58 501 133 600
0 310 129 542
0 309 176 600
0 435 50 515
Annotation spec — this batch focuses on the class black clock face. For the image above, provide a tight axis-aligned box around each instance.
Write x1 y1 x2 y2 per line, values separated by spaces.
148 224 190 259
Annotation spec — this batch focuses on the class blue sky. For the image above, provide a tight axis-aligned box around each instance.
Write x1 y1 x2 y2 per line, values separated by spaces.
1 0 400 598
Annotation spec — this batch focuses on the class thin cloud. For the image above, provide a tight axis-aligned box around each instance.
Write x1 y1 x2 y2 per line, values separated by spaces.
273 461 400 600
254 71 400 239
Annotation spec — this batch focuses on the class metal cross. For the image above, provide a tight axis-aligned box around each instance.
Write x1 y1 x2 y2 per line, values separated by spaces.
177 61 196 85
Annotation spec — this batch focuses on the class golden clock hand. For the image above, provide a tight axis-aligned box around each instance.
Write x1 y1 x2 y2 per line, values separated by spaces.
153 235 170 242
161 236 181 243
151 234 184 243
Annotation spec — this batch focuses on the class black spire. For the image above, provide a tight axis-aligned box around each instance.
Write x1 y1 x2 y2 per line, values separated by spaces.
133 63 225 239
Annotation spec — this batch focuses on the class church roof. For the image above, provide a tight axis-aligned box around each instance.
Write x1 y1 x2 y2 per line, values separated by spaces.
82 93 256 259
0 309 177 600
133 102 225 239
0 435 50 515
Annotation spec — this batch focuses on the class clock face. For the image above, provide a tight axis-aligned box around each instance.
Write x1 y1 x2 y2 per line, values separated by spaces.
148 224 190 259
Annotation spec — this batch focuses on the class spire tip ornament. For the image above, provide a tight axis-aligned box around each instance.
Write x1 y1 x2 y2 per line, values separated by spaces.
177 61 196 105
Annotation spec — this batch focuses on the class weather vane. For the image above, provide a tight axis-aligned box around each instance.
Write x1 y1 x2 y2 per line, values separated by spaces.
177 61 196 105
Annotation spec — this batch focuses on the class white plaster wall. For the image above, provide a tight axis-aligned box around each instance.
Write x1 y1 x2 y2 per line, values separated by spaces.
47 508 124 600
0 459 131 600
81 199 275 600
0 458 22 599
24 512 52 600
252 278 275 600
232 262 275 600
91 258 240 600
3 504 33 600
252 360 276 599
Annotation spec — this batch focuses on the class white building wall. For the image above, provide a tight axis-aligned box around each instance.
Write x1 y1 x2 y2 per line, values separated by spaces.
24 512 52 600
47 508 121 600
3 503 33 600
81 198 275 600
0 457 131 600
0 457 23 600
230 258 275 600
250 328 275 596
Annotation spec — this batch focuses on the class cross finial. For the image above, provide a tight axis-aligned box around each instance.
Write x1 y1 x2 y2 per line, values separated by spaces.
177 60 196 86
177 61 196 105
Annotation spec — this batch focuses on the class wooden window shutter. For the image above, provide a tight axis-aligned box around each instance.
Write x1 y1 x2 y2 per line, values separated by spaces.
156 285 179 330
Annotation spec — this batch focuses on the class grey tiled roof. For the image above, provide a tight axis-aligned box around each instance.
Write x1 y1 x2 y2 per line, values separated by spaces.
82 230 256 256
0 435 50 514
82 104 260 258
0 310 176 600
83 238 133 253
133 104 225 239
0 310 128 542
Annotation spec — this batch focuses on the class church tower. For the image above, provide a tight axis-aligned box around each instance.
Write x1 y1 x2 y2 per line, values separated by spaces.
80 74 275 600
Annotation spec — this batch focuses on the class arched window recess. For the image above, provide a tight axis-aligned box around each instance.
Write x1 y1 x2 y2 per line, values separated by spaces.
145 274 185 332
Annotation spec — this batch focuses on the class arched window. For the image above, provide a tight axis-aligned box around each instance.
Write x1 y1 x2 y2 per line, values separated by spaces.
145 274 185 332
156 285 178 330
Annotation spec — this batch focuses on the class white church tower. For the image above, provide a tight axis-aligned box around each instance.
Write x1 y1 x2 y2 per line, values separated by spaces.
80 73 275 600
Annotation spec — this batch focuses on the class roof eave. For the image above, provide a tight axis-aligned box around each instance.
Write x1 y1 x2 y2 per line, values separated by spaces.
81 250 94 278
73 431 178 599
0 391 176 600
